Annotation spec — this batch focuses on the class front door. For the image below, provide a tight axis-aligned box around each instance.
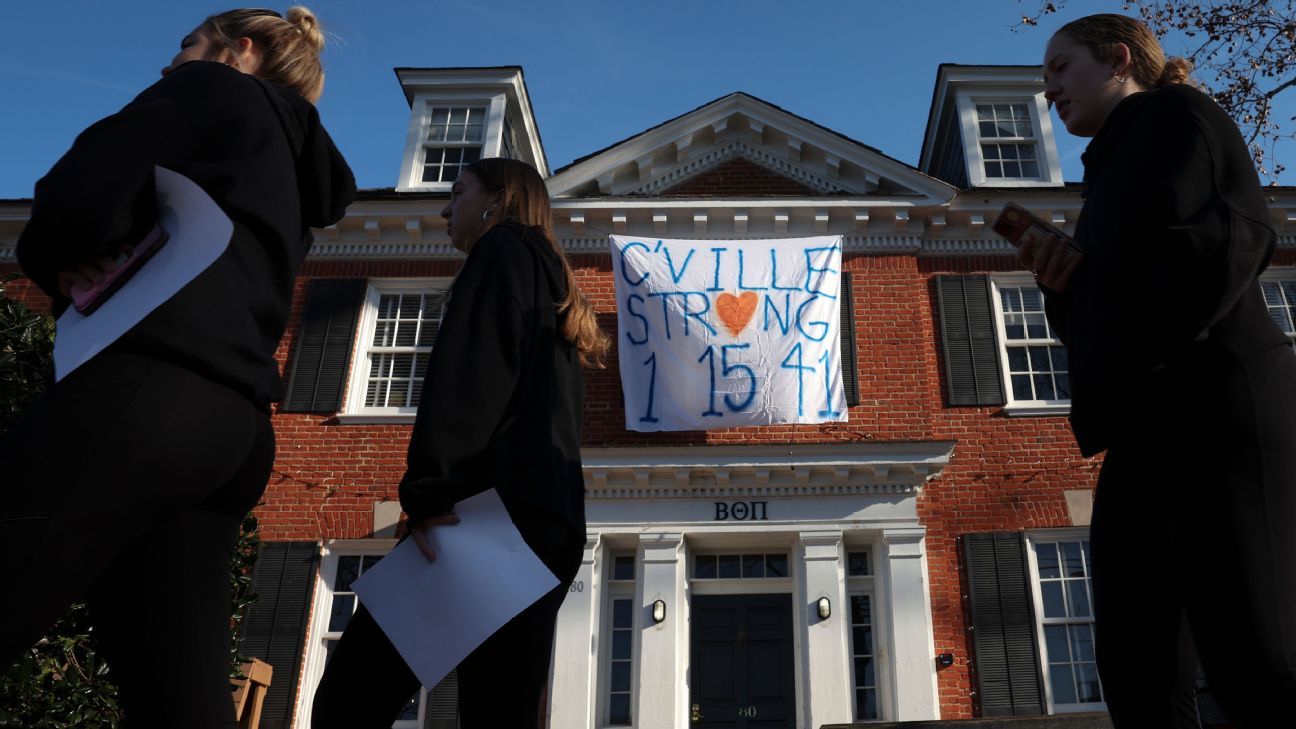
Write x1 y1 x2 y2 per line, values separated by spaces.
689 594 795 728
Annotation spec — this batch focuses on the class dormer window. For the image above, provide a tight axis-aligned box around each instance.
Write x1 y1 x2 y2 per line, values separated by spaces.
394 68 549 192
420 106 486 183
976 103 1041 179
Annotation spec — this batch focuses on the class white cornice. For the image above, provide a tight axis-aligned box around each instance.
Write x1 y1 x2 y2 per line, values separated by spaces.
580 442 955 500
632 141 847 195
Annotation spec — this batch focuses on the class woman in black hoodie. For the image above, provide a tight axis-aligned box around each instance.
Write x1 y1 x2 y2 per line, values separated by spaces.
312 157 609 728
0 7 354 727
1025 13 1296 728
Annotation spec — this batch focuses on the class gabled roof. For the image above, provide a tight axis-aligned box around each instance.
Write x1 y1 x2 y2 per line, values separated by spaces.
547 92 956 204
918 64 1045 177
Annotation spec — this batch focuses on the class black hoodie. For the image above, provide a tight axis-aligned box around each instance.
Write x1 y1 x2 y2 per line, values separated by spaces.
398 221 587 535
17 60 356 406
1043 83 1287 455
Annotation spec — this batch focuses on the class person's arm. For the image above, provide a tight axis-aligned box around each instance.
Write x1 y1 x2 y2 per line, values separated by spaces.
397 230 535 523
16 81 197 303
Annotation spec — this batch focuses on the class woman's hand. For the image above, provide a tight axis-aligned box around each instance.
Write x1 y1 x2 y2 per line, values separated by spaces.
408 512 461 562
1016 228 1082 291
56 246 134 298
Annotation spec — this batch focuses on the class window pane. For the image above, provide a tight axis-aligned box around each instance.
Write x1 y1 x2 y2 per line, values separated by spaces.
854 657 874 686
694 555 717 579
1044 624 1071 664
609 693 631 724
1067 579 1092 618
1006 347 1029 371
847 551 871 576
1033 373 1056 400
852 626 873 653
1050 664 1078 705
1004 315 1026 341
1071 623 1096 662
765 553 789 577
612 599 632 629
717 555 741 579
742 554 765 578
611 660 631 692
1041 581 1066 618
334 556 360 591
1076 662 1103 702
1011 374 1033 400
850 595 872 624
1036 542 1060 578
612 630 631 660
613 555 635 581
1055 372 1072 398
856 688 878 720
1062 542 1085 577
328 594 355 632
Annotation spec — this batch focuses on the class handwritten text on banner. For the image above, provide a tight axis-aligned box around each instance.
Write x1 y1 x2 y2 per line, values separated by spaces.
611 235 847 432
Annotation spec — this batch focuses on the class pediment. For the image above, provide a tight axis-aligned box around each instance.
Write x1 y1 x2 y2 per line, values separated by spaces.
547 92 955 204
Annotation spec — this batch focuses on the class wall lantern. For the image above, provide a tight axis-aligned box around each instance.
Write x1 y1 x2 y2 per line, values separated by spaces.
652 599 667 624
816 597 831 620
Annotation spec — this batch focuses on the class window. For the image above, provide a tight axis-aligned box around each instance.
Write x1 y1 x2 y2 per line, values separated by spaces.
991 276 1070 408
846 549 878 720
301 547 460 728
692 553 790 579
603 554 636 726
501 114 520 161
1029 535 1103 713
345 280 451 418
1261 272 1296 337
976 103 1040 179
421 106 486 184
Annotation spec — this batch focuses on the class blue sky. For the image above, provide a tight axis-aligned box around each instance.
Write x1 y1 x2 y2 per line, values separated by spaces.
4 1 1289 198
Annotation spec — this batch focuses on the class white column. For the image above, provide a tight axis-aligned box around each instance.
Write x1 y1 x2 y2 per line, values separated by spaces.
548 533 600 729
799 530 853 728
881 527 940 720
635 532 684 729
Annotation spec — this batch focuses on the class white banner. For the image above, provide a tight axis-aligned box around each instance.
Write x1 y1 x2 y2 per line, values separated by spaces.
611 235 847 432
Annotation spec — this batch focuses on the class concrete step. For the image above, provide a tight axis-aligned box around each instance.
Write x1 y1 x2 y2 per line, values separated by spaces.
821 713 1113 729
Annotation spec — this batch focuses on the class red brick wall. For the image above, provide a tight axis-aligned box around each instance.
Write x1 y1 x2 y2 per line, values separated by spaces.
660 158 817 196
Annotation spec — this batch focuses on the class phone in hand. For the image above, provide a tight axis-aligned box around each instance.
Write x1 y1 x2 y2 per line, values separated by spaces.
992 202 1081 253
69 224 170 315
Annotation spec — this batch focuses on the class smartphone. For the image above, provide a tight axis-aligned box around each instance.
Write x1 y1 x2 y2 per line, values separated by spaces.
992 202 1081 252
69 223 170 315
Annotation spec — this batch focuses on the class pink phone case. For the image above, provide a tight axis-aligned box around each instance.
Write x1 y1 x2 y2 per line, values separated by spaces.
70 224 169 315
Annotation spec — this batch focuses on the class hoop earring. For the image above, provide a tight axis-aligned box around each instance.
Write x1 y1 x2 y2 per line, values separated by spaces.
481 208 494 222
1114 74 1127 84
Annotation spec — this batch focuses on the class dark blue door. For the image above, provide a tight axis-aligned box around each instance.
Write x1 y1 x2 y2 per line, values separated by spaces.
690 594 795 728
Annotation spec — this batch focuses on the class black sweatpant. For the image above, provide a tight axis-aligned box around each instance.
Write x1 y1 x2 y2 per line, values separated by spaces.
311 511 583 729
1090 341 1296 728
0 352 274 729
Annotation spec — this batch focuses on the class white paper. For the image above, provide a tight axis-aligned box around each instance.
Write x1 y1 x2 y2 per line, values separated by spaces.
351 489 560 689
53 166 234 381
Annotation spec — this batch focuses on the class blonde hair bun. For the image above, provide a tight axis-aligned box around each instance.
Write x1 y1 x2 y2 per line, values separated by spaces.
286 6 326 53
1157 56 1194 87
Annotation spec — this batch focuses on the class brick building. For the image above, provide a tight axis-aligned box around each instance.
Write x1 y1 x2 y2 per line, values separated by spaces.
3 63 1294 729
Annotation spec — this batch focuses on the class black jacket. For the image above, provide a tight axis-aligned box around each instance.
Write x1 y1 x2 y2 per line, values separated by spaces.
398 222 587 534
1044 83 1288 455
17 61 355 406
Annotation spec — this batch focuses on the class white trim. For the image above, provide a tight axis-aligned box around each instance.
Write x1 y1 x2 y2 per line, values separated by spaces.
989 273 1072 410
343 277 454 418
398 92 507 192
1023 528 1106 715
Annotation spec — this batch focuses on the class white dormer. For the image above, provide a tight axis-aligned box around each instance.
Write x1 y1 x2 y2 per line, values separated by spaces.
920 65 1063 189
394 67 548 191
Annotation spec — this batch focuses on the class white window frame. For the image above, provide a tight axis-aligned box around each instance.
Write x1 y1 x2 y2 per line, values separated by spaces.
339 278 453 423
844 546 883 722
1260 266 1296 339
294 539 426 729
973 101 1042 181
398 92 507 192
990 273 1071 416
597 550 638 728
957 91 1062 188
1024 528 1104 715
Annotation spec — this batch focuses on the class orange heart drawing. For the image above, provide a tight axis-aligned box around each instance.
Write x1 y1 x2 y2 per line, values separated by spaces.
716 291 758 337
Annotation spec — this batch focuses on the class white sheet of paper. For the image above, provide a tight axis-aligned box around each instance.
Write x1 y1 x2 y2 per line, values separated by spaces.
53 166 233 381
351 489 560 689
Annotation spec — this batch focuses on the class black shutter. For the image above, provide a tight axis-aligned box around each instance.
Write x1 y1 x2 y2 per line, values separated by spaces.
282 278 367 412
935 274 1005 406
839 272 861 407
964 532 1045 717
240 541 320 729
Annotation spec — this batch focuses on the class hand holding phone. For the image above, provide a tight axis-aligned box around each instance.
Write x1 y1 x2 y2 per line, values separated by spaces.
66 224 169 315
992 203 1082 291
